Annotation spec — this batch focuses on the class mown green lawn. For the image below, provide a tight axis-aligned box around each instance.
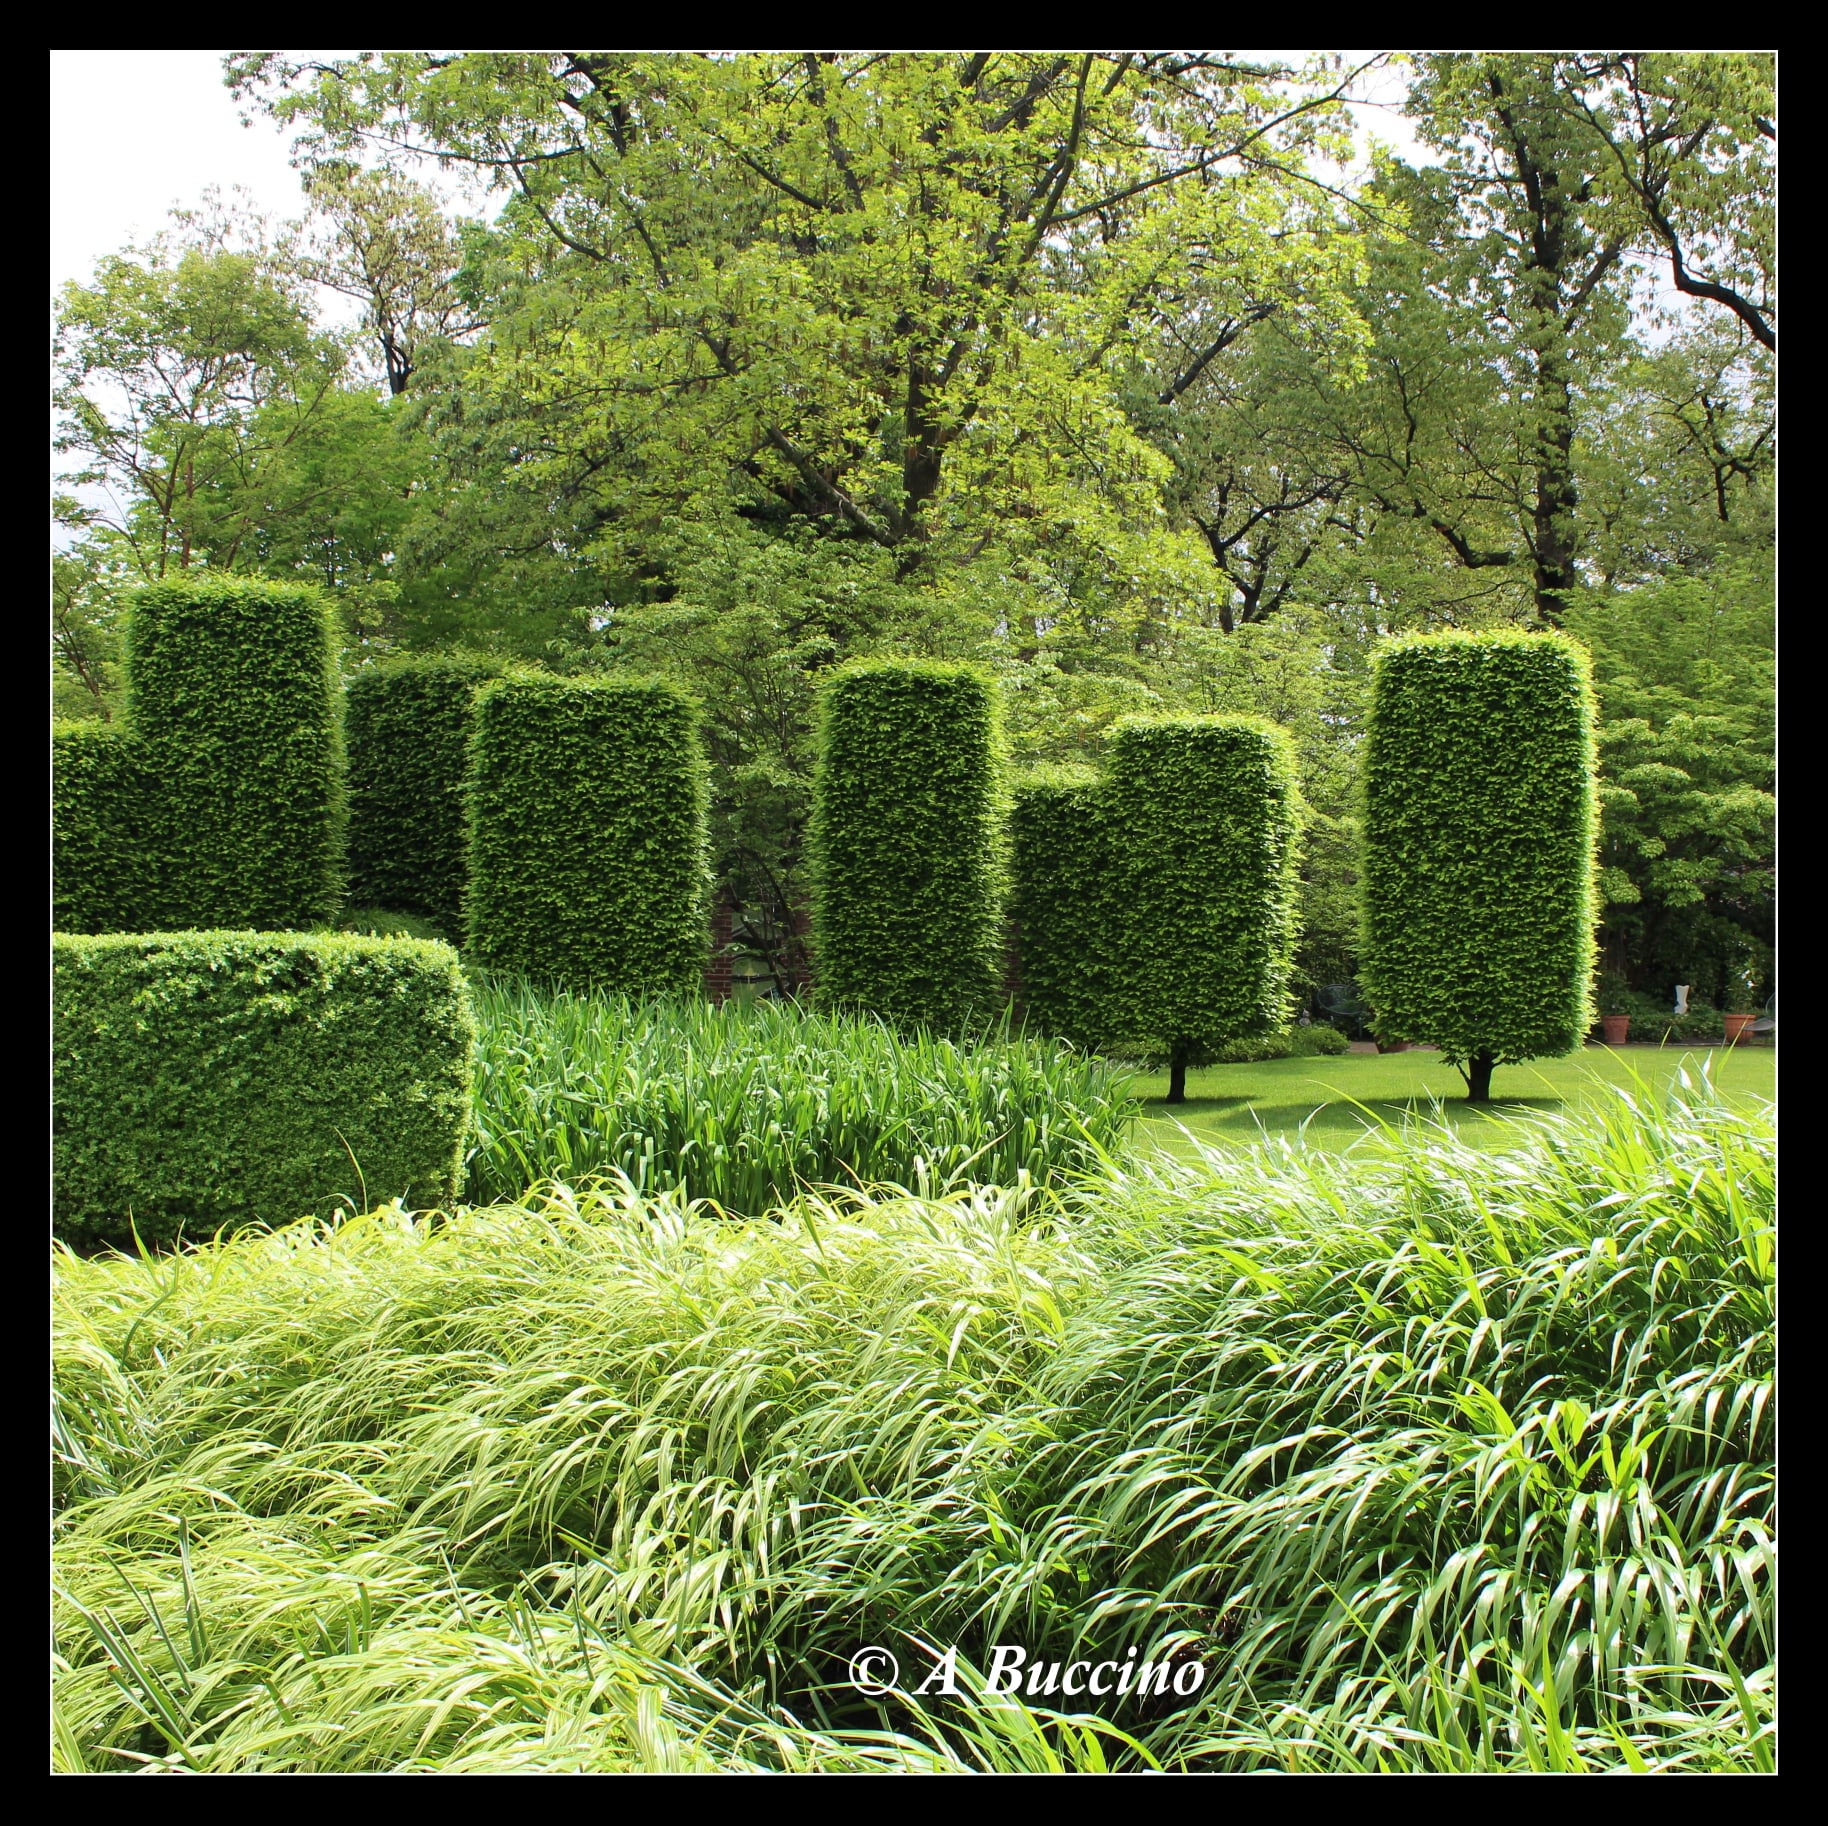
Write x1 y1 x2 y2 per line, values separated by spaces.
1130 1043 1775 1158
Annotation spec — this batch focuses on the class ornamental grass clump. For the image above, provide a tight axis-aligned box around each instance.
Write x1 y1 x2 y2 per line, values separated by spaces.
55 1076 1769 1772
466 978 1138 1212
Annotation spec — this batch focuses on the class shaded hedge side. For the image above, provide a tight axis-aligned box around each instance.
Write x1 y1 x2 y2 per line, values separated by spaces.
52 724 165 934
346 657 503 935
1009 767 1109 1048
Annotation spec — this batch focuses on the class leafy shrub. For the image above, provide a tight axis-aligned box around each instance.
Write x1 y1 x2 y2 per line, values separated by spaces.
52 723 164 933
1009 767 1108 1048
129 575 345 930
1360 632 1599 1097
1288 1021 1350 1055
810 661 1006 1032
53 577 345 933
54 1083 1771 1771
345 657 503 936
467 978 1136 1214
1101 716 1302 1088
466 675 709 992
53 932 474 1247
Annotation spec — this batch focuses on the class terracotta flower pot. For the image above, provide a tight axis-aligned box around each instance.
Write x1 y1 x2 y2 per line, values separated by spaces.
1374 1039 1411 1053
1601 1014 1631 1045
1724 1012 1756 1046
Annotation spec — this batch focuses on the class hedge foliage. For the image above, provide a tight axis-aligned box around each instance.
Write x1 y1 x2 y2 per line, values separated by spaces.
810 661 1006 1032
53 932 475 1247
52 724 165 934
1009 767 1109 1048
1359 631 1599 1068
465 675 708 992
346 658 502 936
53 578 344 934
129 576 343 930
1100 716 1302 1066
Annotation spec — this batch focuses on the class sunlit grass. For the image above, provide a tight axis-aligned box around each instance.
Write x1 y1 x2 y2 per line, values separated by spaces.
54 1079 1771 1771
1133 1043 1774 1157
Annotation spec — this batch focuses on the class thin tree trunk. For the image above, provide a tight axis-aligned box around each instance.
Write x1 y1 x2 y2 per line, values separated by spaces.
1465 1048 1496 1104
1167 1044 1188 1105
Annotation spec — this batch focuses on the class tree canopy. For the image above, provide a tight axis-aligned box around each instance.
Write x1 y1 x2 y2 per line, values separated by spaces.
53 50 1775 1007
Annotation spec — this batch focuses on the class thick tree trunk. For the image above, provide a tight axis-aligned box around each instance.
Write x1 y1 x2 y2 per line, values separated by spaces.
1167 1045 1189 1106
1465 1048 1496 1104
1530 359 1580 626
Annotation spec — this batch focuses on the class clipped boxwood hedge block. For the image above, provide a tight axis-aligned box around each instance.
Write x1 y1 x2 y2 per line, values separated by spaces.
53 723 166 934
53 932 475 1247
346 658 503 936
1102 716 1302 1089
129 575 344 930
466 675 709 991
810 661 1006 1032
1009 767 1109 1047
1359 631 1599 1097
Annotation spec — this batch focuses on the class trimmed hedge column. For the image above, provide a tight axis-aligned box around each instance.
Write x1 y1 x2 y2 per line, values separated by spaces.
52 724 167 934
466 675 708 991
1009 767 1109 1048
130 576 344 930
53 932 475 1247
810 661 1006 1032
1103 716 1302 1103
346 658 502 936
1359 631 1599 1102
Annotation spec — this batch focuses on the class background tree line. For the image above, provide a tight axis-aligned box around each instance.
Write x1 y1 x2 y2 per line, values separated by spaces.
53 51 1774 1013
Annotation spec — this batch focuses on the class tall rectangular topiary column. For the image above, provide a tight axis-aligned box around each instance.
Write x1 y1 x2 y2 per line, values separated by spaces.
1359 631 1599 1102
1009 767 1110 1049
466 675 709 992
809 661 1006 1033
345 657 502 936
128 575 345 930
1102 716 1303 1102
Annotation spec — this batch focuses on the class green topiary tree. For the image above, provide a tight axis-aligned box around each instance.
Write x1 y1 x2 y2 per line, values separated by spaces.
466 675 709 991
1102 715 1303 1104
345 657 503 937
809 661 1006 1033
54 931 475 1247
52 723 167 934
1009 767 1110 1049
1359 631 1600 1103
129 575 345 929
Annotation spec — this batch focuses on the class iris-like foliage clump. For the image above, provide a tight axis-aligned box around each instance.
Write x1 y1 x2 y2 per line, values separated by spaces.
467 979 1137 1214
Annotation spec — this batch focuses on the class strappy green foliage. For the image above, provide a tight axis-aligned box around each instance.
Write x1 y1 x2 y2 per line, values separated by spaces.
466 978 1136 1214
